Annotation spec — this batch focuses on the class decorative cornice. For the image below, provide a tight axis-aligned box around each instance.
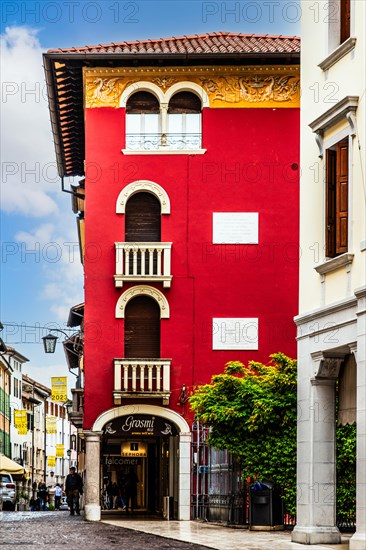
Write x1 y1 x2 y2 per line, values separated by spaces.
318 37 357 71
295 295 357 327
314 253 354 275
309 96 359 134
83 65 300 109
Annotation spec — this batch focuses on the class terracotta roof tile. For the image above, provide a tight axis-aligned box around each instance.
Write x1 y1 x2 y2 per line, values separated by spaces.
47 32 300 55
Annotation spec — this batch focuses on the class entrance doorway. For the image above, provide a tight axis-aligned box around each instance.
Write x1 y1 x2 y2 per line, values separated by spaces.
101 415 179 517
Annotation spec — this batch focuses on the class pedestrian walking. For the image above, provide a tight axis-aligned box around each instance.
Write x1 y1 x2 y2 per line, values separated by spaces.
54 483 63 510
37 483 49 511
124 467 139 514
65 466 83 516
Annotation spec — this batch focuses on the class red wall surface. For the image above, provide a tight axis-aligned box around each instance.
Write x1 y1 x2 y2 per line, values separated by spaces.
83 106 299 428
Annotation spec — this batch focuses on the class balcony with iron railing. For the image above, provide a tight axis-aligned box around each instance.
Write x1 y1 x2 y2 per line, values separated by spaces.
113 358 171 406
114 242 172 288
125 132 202 152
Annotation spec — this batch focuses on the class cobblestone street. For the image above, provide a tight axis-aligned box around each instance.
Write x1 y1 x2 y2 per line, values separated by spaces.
0 512 210 550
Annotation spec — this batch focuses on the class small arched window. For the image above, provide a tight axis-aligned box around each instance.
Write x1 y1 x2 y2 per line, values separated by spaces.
126 92 161 150
167 92 202 150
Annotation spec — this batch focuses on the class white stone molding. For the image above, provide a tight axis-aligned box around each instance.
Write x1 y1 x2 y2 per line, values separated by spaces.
314 253 354 275
120 81 165 107
318 37 357 71
115 285 170 319
311 352 345 379
116 180 171 214
309 96 359 157
165 81 210 107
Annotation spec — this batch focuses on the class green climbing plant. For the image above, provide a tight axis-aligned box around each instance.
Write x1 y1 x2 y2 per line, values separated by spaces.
189 353 298 514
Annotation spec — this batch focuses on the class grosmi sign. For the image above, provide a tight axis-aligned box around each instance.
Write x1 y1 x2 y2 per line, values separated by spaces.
103 415 178 437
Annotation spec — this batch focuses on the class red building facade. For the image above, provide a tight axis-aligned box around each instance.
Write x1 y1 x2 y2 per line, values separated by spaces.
44 32 300 521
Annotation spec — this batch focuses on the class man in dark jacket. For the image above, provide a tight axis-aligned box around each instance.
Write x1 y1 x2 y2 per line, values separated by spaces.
65 467 83 515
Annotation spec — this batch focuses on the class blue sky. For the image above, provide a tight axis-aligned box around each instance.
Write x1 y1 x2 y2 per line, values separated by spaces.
0 0 300 389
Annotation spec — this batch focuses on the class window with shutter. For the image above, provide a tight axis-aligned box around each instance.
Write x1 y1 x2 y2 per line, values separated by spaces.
124 296 160 358
340 0 351 44
326 139 349 257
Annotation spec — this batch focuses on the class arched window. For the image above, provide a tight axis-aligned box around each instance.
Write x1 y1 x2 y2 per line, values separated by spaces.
126 92 161 150
167 92 202 150
125 192 161 242
125 192 161 275
124 296 160 358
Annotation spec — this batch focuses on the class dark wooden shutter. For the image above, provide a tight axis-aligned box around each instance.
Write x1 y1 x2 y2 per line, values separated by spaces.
125 192 161 242
168 92 202 114
340 0 351 44
336 140 349 254
126 92 160 114
124 296 160 358
326 149 337 258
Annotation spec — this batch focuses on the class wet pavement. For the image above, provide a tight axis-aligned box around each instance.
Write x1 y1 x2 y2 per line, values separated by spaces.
0 511 352 550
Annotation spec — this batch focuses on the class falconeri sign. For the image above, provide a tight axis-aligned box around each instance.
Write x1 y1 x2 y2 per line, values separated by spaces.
103 415 178 437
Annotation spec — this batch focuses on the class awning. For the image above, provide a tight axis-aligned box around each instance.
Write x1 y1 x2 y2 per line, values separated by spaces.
0 455 29 479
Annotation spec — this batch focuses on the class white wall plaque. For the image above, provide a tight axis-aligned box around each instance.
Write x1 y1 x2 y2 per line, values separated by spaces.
212 318 259 350
213 213 259 244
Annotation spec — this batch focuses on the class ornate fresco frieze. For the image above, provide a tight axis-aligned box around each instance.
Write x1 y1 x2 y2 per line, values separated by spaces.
83 66 300 109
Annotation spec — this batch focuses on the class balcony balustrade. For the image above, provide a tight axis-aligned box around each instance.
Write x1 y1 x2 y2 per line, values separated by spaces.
114 242 172 288
113 358 171 405
125 132 202 151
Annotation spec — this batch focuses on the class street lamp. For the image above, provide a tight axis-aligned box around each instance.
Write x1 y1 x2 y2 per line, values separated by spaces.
42 329 70 354
67 449 71 458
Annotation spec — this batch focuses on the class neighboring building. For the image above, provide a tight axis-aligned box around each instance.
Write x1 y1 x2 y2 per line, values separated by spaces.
293 1 365 548
7 348 29 464
0 353 12 457
44 32 300 521
22 375 73 490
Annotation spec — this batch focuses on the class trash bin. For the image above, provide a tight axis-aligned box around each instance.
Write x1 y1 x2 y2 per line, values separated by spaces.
249 481 283 528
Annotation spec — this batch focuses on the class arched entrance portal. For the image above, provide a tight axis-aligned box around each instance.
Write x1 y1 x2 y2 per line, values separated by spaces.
85 405 191 522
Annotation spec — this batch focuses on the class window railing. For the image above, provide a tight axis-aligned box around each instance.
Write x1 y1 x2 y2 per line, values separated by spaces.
113 359 171 405
114 242 172 288
125 133 202 151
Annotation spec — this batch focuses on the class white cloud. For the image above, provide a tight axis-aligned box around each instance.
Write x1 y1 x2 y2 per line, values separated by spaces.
0 26 59 216
15 223 83 321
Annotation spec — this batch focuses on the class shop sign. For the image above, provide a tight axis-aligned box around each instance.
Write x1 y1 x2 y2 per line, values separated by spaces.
103 456 142 466
103 415 178 437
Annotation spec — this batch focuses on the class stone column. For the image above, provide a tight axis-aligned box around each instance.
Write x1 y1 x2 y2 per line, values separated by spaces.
350 287 366 549
83 430 102 521
178 432 191 520
292 355 343 545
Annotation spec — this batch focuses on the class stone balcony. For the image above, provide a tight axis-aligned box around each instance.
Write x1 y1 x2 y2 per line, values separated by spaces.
114 242 172 288
113 358 171 406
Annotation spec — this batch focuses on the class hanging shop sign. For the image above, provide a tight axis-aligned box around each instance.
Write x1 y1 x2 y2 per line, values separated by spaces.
46 416 57 434
103 415 178 437
14 409 27 435
51 376 67 402
48 456 56 467
56 444 64 458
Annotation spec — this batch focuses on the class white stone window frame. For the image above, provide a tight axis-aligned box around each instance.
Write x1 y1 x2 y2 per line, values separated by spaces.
116 180 171 215
320 0 356 71
115 285 170 319
121 81 208 155
309 96 358 274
